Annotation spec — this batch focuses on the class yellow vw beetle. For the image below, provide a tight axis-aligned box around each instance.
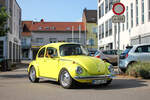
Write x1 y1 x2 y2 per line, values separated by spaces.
28 42 115 89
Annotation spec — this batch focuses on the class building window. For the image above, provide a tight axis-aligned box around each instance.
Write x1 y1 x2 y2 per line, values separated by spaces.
9 41 12 60
101 2 104 17
105 0 109 14
88 38 94 46
67 38 79 43
92 27 97 34
109 0 113 11
99 2 104 19
102 24 104 38
118 23 120 33
49 38 57 43
148 0 150 21
36 38 43 43
50 26 56 30
99 25 101 40
126 6 129 30
122 23 124 31
38 26 43 30
109 18 112 36
99 6 101 19
22 38 27 46
45 27 50 30
0 4 2 9
114 24 117 34
136 0 139 25
105 20 109 37
66 27 71 30
13 43 15 62
142 0 144 24
16 45 18 62
131 3 133 28
0 41 3 58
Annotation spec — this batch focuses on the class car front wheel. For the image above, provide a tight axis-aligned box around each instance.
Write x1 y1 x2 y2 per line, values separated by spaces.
29 66 39 83
59 69 75 89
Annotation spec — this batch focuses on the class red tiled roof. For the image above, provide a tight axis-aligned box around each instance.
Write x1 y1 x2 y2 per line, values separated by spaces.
30 22 85 32
22 32 31 36
22 21 33 30
22 21 33 36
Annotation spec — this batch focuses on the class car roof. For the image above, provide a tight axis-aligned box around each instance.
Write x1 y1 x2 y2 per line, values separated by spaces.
44 42 80 48
132 43 150 47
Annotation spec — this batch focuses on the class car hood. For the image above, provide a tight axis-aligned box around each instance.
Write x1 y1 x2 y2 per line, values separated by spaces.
61 56 108 75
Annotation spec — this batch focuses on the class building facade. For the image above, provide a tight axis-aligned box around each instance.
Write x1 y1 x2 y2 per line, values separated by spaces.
22 20 86 60
82 8 98 51
98 0 150 50
0 0 21 62
21 21 32 60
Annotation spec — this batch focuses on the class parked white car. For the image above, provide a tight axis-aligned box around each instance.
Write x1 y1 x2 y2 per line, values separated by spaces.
119 43 150 72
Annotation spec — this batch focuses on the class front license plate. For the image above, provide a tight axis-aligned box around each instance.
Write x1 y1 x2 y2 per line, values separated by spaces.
92 80 107 85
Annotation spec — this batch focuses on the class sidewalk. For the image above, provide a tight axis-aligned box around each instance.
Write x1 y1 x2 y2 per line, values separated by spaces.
21 60 32 64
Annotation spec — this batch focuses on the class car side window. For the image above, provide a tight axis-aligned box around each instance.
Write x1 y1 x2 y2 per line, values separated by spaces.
38 48 45 58
102 51 107 55
148 46 150 53
45 47 58 58
135 45 150 53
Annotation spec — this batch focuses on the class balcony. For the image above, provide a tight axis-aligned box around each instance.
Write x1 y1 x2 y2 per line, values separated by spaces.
31 42 48 49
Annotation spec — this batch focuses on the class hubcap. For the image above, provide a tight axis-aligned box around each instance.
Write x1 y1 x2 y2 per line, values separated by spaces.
30 67 36 81
61 71 70 87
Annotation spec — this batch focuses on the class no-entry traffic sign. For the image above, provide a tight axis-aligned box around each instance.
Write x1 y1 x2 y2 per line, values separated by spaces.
112 2 125 15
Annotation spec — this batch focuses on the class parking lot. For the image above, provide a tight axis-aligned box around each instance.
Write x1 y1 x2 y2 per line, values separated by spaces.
0 63 150 100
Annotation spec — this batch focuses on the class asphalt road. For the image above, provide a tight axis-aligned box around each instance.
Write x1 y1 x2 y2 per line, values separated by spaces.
0 64 150 100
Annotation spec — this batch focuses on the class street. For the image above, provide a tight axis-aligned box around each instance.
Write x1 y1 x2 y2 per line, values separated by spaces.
0 63 150 100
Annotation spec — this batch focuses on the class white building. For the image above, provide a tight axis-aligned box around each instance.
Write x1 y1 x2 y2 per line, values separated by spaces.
98 0 150 50
0 0 21 63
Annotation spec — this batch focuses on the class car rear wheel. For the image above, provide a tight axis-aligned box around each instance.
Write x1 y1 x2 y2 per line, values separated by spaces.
59 69 75 89
29 66 39 83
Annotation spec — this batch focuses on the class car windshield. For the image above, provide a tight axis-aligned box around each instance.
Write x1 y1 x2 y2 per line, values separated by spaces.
102 50 118 55
121 46 133 55
59 44 88 56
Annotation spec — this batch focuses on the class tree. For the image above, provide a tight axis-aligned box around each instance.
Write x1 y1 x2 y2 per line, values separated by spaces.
0 7 9 36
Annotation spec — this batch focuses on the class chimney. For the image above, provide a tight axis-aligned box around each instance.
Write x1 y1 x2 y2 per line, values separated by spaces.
41 19 44 22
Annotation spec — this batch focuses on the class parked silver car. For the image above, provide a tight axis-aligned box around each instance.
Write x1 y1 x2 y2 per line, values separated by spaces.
95 50 122 65
119 44 150 72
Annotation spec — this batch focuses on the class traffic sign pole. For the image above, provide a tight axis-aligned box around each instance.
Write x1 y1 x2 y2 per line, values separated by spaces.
112 2 125 71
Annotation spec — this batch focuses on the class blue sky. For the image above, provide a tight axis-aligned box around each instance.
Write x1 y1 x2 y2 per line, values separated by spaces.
16 0 97 22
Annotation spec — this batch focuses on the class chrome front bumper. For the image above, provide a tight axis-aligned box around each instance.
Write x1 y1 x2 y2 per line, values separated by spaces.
74 74 114 80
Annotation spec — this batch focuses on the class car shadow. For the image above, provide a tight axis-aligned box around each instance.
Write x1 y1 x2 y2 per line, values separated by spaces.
39 78 148 90
73 79 148 90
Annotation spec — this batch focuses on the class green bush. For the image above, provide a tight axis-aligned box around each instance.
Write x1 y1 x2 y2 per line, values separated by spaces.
126 62 150 79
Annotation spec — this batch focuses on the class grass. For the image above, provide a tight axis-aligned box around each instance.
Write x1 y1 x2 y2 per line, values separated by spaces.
126 62 150 79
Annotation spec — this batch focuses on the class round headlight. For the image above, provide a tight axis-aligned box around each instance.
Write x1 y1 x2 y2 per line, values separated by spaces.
76 66 83 75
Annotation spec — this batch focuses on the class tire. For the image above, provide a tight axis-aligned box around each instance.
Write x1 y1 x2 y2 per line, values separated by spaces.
29 66 39 83
59 69 75 89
